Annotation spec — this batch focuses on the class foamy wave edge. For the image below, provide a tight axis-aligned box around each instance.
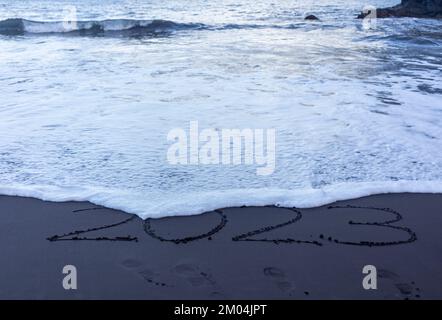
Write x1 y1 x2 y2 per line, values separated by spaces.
0 18 205 35
1 180 442 219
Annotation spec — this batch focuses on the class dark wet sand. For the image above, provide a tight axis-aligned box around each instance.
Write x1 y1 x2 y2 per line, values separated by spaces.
0 193 441 299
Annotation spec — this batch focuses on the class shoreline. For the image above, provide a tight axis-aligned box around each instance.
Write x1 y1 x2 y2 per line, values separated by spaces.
2 180 442 218
1 192 441 299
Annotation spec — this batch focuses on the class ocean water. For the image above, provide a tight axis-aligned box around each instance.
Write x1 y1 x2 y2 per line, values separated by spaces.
0 0 441 218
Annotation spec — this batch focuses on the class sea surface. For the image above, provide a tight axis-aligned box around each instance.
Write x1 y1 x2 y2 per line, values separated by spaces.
1 0 441 218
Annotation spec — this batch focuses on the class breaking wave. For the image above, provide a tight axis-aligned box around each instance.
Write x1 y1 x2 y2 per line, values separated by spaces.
0 18 329 37
0 18 206 36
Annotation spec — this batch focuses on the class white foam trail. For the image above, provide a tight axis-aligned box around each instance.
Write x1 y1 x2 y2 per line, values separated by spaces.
1 181 441 219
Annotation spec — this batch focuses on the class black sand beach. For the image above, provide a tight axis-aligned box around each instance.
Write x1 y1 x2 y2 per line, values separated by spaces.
0 193 441 299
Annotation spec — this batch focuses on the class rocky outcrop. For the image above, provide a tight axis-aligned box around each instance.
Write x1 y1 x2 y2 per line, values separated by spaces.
305 14 320 21
358 0 442 18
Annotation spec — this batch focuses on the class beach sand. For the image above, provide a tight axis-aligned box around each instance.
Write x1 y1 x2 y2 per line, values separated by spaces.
0 193 441 299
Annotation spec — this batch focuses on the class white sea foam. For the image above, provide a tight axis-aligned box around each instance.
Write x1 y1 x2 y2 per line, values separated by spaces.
1 181 442 219
0 0 441 219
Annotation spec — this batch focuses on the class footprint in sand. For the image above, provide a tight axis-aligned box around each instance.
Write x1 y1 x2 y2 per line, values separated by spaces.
121 259 170 288
378 268 421 299
173 263 225 298
121 258 143 269
263 267 298 297
378 268 400 281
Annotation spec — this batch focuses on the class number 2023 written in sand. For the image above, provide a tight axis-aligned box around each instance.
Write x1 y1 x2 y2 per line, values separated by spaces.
47 205 417 247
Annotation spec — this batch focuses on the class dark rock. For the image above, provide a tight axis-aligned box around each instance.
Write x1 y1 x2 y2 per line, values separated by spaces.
358 0 442 19
305 14 320 21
